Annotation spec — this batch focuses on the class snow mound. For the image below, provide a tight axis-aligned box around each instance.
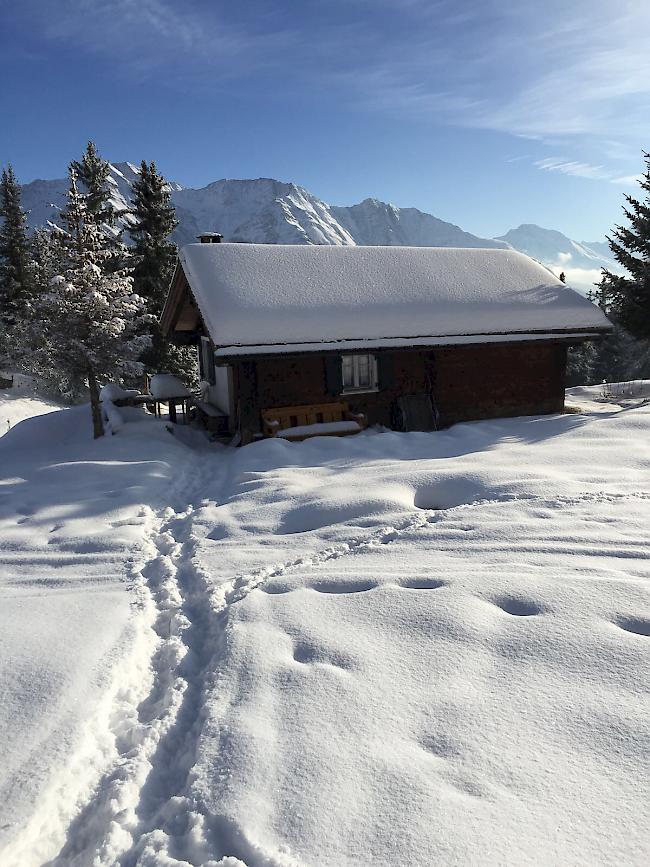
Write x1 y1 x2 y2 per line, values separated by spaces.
99 382 139 402
149 374 191 399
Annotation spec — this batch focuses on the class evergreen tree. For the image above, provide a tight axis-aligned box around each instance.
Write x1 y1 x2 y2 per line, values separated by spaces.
71 141 113 225
31 170 150 437
127 160 178 313
566 272 650 387
31 227 65 289
601 151 650 339
127 160 195 380
0 165 32 327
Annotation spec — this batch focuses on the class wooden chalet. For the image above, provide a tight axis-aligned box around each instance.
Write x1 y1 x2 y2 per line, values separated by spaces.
160 236 611 443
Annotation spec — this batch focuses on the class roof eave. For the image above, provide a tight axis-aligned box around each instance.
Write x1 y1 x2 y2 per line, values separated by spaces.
213 327 612 360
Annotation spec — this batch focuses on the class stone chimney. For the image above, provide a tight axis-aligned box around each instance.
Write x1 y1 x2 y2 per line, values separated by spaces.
197 232 223 244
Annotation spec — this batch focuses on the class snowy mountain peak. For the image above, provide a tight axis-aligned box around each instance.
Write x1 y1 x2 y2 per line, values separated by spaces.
495 224 617 276
331 198 509 249
172 177 355 246
18 166 616 291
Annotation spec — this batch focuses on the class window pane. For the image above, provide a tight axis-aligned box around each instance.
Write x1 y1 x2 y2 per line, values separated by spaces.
357 354 370 387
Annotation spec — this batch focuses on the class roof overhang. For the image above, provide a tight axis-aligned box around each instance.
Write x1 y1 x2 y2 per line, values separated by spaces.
160 263 203 338
213 328 608 361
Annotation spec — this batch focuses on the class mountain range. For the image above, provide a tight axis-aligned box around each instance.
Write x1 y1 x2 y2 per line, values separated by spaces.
19 161 619 293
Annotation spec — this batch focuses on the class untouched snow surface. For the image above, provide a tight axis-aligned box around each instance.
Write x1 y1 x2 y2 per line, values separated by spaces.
1 386 649 865
0 376 63 435
180 243 610 352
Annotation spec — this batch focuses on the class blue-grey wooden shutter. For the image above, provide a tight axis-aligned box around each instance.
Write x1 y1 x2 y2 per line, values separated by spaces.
377 353 396 390
325 354 343 396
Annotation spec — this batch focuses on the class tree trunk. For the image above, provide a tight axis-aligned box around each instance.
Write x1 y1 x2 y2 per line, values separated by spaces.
87 365 104 439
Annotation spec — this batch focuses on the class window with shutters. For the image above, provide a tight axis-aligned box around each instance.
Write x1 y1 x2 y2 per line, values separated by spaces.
341 353 378 393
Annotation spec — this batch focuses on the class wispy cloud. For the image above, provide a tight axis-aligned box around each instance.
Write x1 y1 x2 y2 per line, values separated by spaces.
534 159 609 181
534 158 643 187
318 0 650 177
10 0 297 82
610 174 642 186
8 0 650 173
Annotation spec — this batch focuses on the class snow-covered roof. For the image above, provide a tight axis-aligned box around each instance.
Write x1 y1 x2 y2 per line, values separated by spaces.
177 243 611 355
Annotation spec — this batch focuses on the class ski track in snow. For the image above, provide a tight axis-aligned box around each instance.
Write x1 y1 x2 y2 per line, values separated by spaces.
40 444 224 867
42 474 650 867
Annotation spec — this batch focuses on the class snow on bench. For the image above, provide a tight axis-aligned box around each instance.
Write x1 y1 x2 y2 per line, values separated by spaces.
276 419 363 439
262 401 367 441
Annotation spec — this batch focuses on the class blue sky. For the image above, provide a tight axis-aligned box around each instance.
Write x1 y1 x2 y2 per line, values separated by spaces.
1 0 648 240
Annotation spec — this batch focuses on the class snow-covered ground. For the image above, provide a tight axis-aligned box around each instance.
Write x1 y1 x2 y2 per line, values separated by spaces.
1 385 649 866
0 374 63 436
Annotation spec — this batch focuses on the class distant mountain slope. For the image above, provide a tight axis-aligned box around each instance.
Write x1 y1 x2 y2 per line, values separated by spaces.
495 224 621 292
172 178 355 246
20 162 180 237
18 167 509 251
19 166 616 293
496 224 616 270
580 240 614 261
330 198 508 249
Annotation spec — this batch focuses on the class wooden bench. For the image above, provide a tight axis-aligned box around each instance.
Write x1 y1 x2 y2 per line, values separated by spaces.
261 402 367 441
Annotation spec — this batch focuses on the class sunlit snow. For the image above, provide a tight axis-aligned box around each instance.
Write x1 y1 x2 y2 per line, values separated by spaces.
1 385 649 865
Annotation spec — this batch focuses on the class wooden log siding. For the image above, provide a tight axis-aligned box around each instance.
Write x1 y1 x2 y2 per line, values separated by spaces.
433 342 566 427
241 341 567 434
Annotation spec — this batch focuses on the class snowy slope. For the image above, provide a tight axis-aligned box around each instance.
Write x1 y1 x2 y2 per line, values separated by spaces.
2 388 649 865
581 239 615 260
172 177 356 246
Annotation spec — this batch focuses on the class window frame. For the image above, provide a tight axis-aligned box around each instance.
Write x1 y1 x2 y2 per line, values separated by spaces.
340 353 379 394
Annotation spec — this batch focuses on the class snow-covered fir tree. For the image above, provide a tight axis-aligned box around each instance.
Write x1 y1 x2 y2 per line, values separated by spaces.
31 170 150 437
71 141 114 225
0 165 33 331
127 160 196 381
568 152 650 386
601 152 650 339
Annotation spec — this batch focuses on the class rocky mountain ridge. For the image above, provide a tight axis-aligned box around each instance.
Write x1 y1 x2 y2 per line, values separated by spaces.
18 162 617 291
